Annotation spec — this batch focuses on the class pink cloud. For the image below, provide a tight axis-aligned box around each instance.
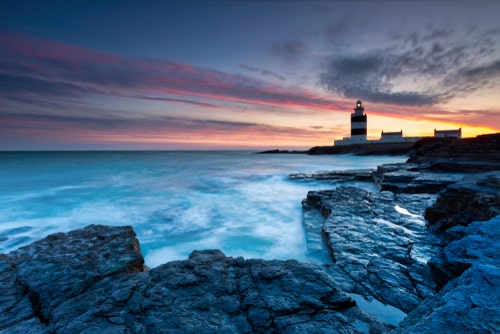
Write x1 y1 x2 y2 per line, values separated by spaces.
0 32 343 113
1 31 498 149
0 32 124 66
0 111 331 150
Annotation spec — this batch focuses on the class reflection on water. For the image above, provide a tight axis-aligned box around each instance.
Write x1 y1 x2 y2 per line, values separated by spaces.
351 293 407 326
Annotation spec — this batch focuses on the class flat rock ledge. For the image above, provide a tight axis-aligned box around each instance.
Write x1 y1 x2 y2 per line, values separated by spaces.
302 187 441 314
1 225 392 334
301 184 500 333
297 134 500 333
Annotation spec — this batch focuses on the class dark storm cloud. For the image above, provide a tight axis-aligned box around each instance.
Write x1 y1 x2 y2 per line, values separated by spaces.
320 25 500 106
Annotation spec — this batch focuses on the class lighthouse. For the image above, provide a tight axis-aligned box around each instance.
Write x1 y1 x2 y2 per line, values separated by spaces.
333 99 423 146
351 100 367 142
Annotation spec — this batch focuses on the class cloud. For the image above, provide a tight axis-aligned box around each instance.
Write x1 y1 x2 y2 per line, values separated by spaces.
456 59 500 84
239 64 285 81
0 110 328 150
320 52 439 106
133 95 221 109
0 32 338 113
320 25 500 107
0 72 99 97
0 112 260 137
271 38 305 60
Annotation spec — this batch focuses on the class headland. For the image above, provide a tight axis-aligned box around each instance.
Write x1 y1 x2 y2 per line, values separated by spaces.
1 133 499 333
258 141 415 156
259 100 463 156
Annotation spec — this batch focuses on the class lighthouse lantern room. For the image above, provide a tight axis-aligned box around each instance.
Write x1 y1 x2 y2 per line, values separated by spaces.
351 100 367 142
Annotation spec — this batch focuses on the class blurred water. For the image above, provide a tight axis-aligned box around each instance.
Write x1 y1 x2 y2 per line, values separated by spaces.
0 151 406 267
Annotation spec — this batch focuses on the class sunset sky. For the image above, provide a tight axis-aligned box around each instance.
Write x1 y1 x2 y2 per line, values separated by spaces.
1 0 499 150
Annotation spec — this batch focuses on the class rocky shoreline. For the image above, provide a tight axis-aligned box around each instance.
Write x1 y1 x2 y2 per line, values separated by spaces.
1 134 499 333
257 142 415 156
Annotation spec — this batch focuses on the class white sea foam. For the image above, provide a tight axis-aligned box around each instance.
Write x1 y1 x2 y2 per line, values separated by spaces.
394 205 421 219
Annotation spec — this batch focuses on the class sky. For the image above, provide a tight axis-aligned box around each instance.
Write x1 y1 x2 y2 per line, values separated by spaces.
1 0 500 150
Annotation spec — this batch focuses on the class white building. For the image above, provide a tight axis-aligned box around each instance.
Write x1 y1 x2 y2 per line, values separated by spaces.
434 128 462 138
380 130 402 142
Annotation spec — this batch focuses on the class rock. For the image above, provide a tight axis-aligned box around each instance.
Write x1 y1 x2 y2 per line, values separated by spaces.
394 264 500 333
302 186 442 314
0 226 393 333
0 255 47 334
2 225 144 333
307 142 415 156
427 160 500 173
372 163 465 194
297 134 500 331
3 132 500 333
256 149 307 154
425 172 500 231
427 216 500 289
394 215 500 333
290 169 374 183
407 133 500 165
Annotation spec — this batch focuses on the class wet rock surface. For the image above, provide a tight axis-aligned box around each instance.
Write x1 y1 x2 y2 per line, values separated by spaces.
1 225 144 334
372 163 465 194
427 216 500 288
289 169 374 183
1 225 393 334
297 134 500 332
395 216 500 333
302 187 442 314
425 172 500 231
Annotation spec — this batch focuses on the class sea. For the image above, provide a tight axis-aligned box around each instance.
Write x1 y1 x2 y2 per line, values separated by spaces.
0 151 406 267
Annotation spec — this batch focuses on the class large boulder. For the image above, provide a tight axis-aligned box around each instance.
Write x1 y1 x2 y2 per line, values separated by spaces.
408 133 500 165
49 250 393 333
425 172 500 231
395 216 500 333
0 255 47 334
393 264 500 334
427 216 500 289
1 225 143 333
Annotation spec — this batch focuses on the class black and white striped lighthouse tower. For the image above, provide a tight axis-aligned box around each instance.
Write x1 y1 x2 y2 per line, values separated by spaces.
351 100 367 142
